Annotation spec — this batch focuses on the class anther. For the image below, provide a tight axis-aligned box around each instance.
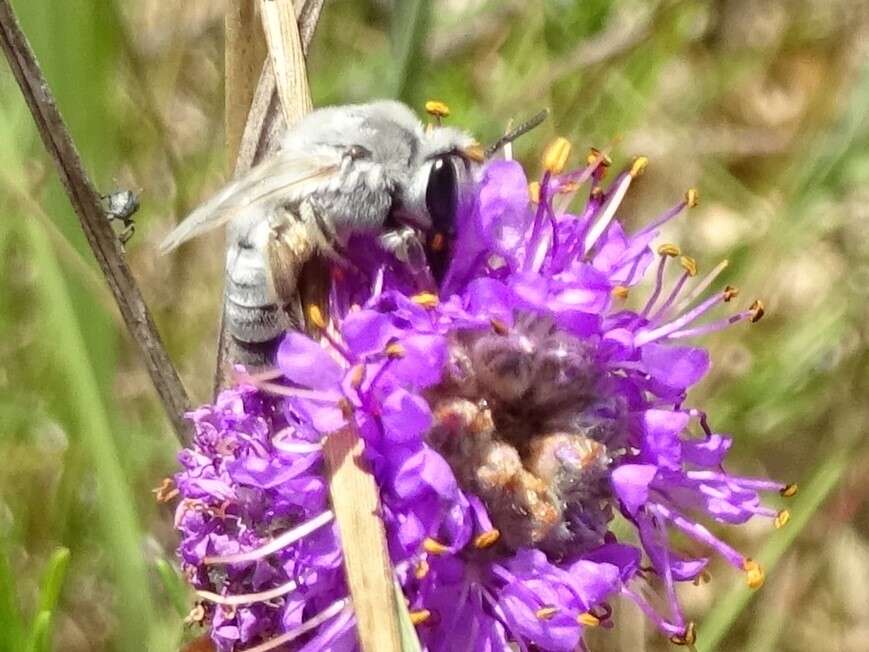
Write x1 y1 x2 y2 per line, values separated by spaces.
414 559 430 579
680 256 698 277
630 156 649 178
749 299 765 322
590 185 604 199
669 622 697 646
430 233 446 252
425 100 450 119
535 607 559 621
543 137 571 174
152 478 179 503
723 285 739 302
612 285 630 299
780 483 798 498
743 558 765 589
473 529 501 549
490 319 509 335
685 188 700 208
577 612 601 627
692 570 712 586
423 537 449 555
463 142 485 163
337 398 354 419
657 243 681 257
411 292 439 308
528 181 541 203
587 147 612 167
774 509 790 529
410 609 432 625
385 342 406 359
184 603 206 625
307 304 327 330
349 364 366 390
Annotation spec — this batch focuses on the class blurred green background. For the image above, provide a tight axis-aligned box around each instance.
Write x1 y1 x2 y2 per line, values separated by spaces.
1 0 867 650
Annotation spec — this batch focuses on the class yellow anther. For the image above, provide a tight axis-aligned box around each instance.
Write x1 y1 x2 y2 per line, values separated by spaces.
463 142 485 163
411 292 439 308
543 137 572 174
337 398 354 419
385 342 406 359
774 509 790 529
410 609 432 625
307 304 327 330
630 156 649 178
723 285 739 302
686 188 700 208
590 185 604 199
669 622 697 646
680 256 698 277
750 299 765 323
780 483 798 498
425 100 450 118
414 559 430 580
577 612 601 627
490 319 509 335
528 181 541 203
184 603 206 625
349 364 366 390
423 537 449 555
586 147 612 167
743 558 765 589
152 478 179 503
473 529 501 549
612 285 630 299
657 243 681 257
536 607 559 621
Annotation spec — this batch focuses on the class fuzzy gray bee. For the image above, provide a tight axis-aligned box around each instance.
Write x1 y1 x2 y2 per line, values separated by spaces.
160 101 482 363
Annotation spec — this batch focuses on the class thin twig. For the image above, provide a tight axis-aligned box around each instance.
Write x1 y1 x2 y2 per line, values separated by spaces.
0 0 191 443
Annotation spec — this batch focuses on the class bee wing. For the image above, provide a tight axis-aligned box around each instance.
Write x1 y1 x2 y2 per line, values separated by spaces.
159 148 342 254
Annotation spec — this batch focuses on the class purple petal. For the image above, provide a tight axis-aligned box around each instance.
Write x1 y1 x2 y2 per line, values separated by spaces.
641 343 710 389
611 464 658 515
380 389 432 444
277 332 344 389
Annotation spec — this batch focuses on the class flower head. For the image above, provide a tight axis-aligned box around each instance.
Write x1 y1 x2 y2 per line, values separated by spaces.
174 140 790 651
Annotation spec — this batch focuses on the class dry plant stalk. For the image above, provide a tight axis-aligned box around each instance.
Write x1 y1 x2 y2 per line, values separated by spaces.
0 0 191 442
222 2 402 649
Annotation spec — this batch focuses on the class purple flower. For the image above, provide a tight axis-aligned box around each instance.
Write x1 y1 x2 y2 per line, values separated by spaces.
174 144 792 651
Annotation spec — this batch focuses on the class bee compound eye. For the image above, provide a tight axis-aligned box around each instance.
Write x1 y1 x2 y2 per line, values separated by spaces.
424 156 458 281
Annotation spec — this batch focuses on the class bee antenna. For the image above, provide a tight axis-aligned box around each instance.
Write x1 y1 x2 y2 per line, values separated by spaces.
484 109 549 158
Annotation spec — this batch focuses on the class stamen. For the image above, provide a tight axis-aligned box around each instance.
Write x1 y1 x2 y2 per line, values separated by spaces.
415 559 430 579
630 156 649 178
307 304 327 330
543 137 571 174
411 292 439 308
577 612 601 627
774 510 790 529
423 537 449 555
253 382 342 403
410 609 432 625
583 170 635 254
239 598 350 652
675 259 730 312
196 579 298 606
662 306 756 340
349 363 366 390
612 285 629 299
750 299 765 322
204 511 334 565
385 342 406 359
473 529 501 549
184 603 206 625
685 188 699 208
587 147 612 168
650 503 745 569
536 606 559 620
424 100 450 118
635 289 731 346
723 285 739 302
490 318 509 335
152 478 179 503
669 622 697 646
648 267 694 323
780 483 799 498
680 256 698 277
640 251 673 318
743 559 765 589
528 181 541 203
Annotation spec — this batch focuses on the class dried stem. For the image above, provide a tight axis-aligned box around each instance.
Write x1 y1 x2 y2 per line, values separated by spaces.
0 0 191 442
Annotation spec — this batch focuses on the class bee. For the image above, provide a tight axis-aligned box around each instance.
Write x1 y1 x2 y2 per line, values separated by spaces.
160 101 546 365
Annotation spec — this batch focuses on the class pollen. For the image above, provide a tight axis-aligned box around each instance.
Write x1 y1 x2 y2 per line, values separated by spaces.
349 363 366 390
414 559 430 579
152 478 179 503
411 292 439 308
410 609 432 625
577 612 601 627
680 256 698 276
425 100 450 118
528 181 541 203
463 142 485 162
780 483 799 498
473 529 501 549
535 607 559 620
774 509 790 529
423 537 449 555
657 243 681 257
612 285 630 299
750 299 765 322
723 285 740 302
630 156 649 178
385 342 406 359
685 188 700 208
743 558 765 589
543 137 572 174
306 304 326 329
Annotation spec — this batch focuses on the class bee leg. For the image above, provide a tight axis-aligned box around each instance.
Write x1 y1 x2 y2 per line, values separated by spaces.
299 199 363 277
379 226 435 290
